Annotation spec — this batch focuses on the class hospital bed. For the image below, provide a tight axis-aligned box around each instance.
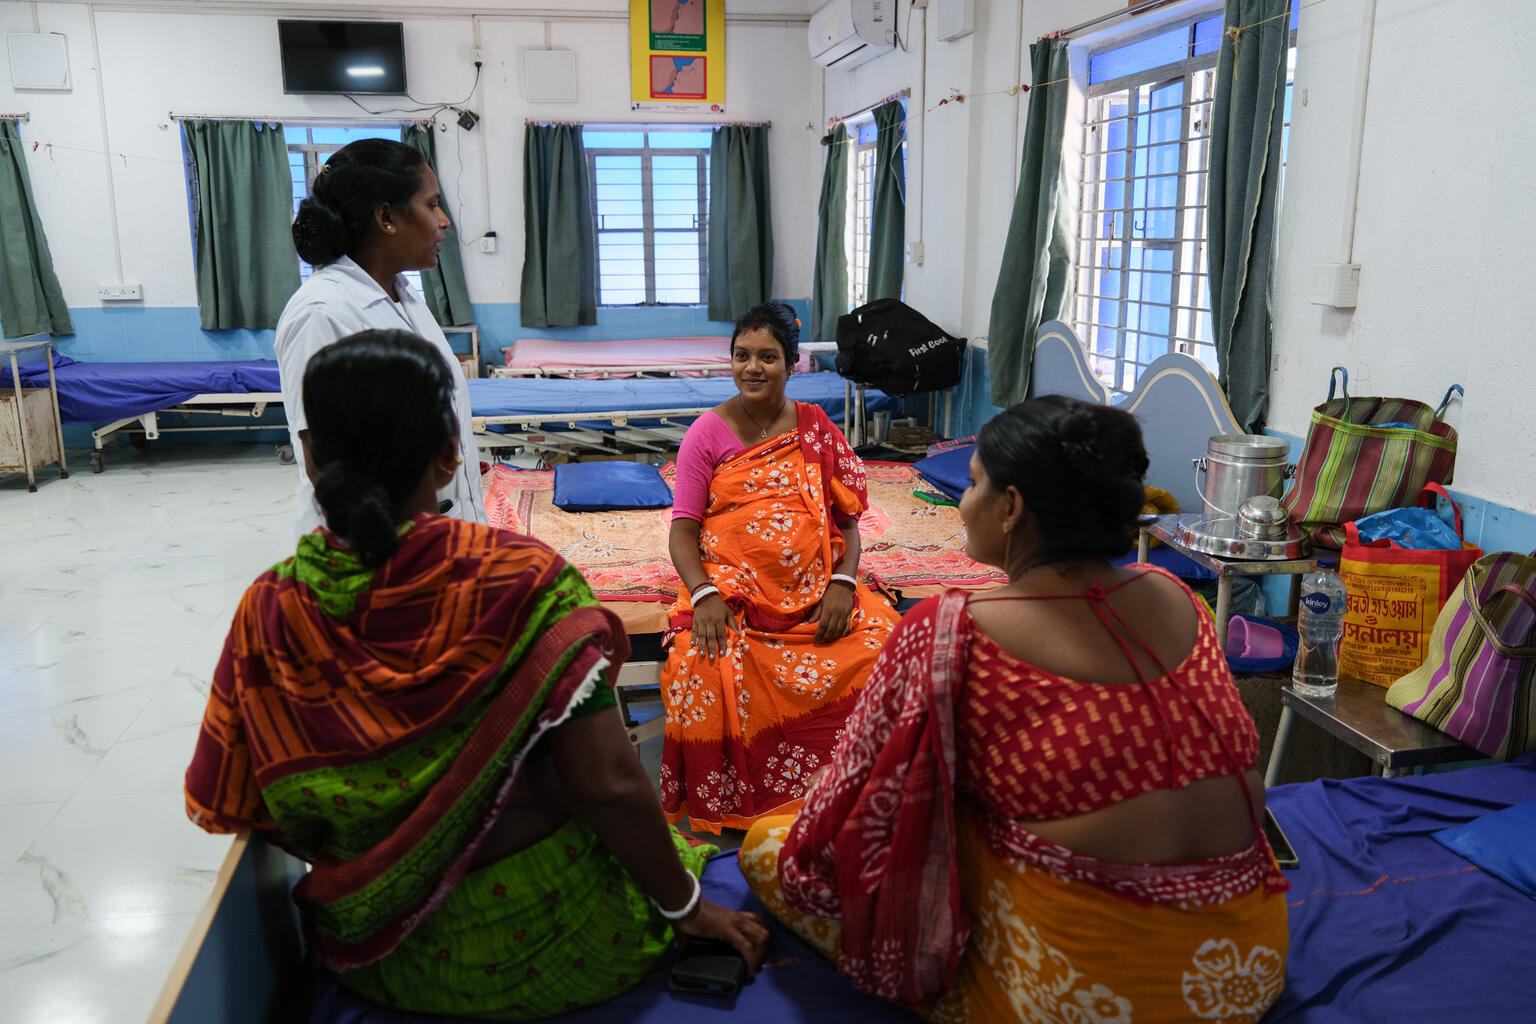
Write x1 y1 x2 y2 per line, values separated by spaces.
467 371 899 462
0 356 283 472
156 752 1536 1023
496 336 823 378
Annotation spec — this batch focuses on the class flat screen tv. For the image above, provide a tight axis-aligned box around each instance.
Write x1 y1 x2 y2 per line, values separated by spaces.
279 21 406 95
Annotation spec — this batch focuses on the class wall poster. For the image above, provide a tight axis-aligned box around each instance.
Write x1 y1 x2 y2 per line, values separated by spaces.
630 0 725 112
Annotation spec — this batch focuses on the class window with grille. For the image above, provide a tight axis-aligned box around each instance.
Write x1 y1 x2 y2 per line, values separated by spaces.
850 139 877 308
1074 7 1297 393
584 127 710 306
284 125 426 293
843 104 907 312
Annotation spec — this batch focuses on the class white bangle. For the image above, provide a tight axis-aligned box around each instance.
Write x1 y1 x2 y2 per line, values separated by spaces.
690 585 721 604
653 871 701 921
828 573 857 589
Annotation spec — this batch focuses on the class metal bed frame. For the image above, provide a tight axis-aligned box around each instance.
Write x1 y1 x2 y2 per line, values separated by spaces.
89 392 285 472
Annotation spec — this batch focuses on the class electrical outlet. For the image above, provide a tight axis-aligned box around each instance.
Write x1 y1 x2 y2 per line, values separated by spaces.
479 232 497 254
97 284 142 300
472 47 488 65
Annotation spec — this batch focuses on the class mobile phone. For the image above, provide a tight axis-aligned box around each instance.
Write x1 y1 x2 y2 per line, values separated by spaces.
669 936 748 997
1262 806 1300 870
914 489 958 506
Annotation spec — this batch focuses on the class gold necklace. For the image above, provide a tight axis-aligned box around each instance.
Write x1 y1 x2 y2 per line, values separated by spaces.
737 394 786 439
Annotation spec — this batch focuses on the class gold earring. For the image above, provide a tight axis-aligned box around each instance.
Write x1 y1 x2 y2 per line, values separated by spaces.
452 456 463 466
1002 521 1012 570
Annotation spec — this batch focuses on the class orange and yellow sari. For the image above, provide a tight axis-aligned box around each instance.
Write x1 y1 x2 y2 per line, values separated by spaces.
660 403 900 834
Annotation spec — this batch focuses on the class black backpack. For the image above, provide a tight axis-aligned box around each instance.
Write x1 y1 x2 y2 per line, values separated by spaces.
834 299 967 397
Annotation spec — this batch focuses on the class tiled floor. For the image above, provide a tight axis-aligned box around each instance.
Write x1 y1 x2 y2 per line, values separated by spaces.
0 443 296 1024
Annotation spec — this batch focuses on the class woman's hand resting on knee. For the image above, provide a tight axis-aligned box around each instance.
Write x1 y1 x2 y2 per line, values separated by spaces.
691 593 738 660
674 899 771 974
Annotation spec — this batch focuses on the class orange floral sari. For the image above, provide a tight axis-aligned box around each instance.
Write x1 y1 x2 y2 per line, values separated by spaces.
660 403 900 834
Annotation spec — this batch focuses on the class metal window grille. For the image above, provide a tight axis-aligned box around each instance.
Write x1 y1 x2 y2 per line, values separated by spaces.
849 140 877 309
586 130 709 306
1074 11 1296 393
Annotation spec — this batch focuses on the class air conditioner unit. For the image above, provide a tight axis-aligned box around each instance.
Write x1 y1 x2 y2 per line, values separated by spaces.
808 0 894 71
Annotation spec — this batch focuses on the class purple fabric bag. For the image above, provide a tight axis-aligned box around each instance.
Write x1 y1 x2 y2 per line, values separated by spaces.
1386 550 1536 759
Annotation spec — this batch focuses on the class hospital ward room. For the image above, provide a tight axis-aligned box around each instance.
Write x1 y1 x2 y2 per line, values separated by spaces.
3 0 1536 1021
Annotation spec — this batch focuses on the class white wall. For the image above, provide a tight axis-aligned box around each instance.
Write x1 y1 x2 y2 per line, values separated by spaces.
0 0 820 309
1272 0 1536 512
815 0 1534 515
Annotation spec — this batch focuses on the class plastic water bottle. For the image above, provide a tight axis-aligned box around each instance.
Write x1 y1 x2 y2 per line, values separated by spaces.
1293 554 1347 698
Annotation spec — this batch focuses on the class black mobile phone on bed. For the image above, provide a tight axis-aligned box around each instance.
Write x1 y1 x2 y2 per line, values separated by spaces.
1263 806 1300 870
669 936 748 997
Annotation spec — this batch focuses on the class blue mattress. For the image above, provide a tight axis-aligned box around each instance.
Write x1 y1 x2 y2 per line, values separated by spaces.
1263 754 1536 1022
0 355 280 424
466 373 899 422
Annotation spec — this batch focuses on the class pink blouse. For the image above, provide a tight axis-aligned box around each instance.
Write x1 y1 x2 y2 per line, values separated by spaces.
671 410 745 522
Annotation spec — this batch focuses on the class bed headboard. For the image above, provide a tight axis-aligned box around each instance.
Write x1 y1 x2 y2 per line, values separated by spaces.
1028 320 1241 513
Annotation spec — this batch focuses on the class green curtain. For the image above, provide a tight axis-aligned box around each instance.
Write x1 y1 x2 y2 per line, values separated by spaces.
987 38 1073 408
401 124 474 327
0 119 72 338
184 120 300 331
810 125 849 342
867 100 906 302
1209 0 1289 432
707 125 774 321
519 124 596 327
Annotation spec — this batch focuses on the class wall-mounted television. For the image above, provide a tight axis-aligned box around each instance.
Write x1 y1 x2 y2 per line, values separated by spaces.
278 20 406 95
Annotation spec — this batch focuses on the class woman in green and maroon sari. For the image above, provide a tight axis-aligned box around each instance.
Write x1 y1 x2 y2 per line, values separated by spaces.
185 329 767 1018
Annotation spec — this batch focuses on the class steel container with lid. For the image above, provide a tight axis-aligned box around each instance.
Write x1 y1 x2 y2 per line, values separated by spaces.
1193 434 1294 519
1237 495 1289 539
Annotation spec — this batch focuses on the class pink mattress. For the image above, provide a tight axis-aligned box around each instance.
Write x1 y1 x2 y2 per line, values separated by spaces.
505 337 814 376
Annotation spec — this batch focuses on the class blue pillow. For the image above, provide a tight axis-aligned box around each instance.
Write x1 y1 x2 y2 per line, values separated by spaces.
552 461 673 512
912 445 973 501
1434 800 1536 899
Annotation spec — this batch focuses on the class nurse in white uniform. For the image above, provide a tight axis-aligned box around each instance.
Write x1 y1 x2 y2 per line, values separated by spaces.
275 138 485 537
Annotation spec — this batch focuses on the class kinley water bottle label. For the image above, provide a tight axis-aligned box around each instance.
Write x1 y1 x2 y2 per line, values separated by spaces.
1302 593 1332 615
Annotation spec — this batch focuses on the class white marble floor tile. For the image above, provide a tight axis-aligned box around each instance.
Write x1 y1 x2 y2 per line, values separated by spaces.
0 911 200 1024
0 524 160 568
0 643 193 716
0 710 139 806
0 560 118 604
143 623 228 713
34 593 224 652
74 708 202 802
0 598 66 661
0 794 231 927
0 804 62 872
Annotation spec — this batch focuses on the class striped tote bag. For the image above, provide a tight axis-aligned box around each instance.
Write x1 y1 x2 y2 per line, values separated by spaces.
1282 367 1461 549
1386 551 1536 760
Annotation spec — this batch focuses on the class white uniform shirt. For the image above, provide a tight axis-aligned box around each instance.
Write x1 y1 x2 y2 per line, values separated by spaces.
273 256 486 538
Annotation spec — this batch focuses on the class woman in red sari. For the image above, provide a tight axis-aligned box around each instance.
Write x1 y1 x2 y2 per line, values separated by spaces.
661 302 900 834
741 396 1290 1021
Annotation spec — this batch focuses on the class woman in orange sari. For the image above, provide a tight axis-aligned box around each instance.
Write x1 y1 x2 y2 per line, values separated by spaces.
741 396 1290 1022
661 302 900 834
